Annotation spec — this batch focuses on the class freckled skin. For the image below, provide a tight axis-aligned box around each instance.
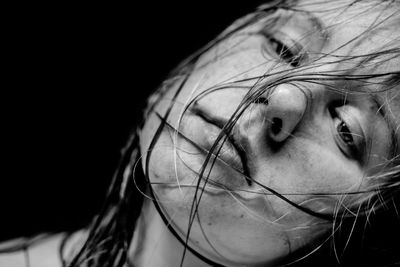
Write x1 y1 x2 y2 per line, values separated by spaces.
138 1 399 266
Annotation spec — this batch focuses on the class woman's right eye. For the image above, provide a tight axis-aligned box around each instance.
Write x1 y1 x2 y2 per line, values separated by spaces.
268 37 302 67
261 32 306 67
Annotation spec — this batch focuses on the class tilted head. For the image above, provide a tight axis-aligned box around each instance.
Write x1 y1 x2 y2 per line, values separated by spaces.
138 0 400 266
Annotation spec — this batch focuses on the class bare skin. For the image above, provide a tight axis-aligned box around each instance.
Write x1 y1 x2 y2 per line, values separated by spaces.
0 232 85 266
0 235 64 267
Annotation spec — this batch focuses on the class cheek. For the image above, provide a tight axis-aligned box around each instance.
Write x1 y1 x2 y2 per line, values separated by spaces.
263 140 363 191
256 140 364 221
298 146 363 192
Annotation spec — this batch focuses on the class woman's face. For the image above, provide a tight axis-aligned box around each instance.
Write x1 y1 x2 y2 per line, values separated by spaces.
139 0 399 266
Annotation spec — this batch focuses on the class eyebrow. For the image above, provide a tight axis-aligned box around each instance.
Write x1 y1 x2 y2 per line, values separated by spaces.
267 6 327 35
284 8 330 42
304 11 328 39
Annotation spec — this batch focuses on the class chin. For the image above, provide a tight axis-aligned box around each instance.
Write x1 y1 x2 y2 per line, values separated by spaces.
152 183 293 265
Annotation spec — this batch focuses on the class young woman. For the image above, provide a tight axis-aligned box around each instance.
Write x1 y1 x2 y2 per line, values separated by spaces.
1 0 399 266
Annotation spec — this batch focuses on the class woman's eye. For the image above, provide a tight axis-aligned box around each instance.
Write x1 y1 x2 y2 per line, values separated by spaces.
268 37 303 67
334 117 360 158
337 120 355 147
330 105 365 160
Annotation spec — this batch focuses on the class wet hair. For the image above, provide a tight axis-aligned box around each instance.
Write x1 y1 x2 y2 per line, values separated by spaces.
2 1 398 266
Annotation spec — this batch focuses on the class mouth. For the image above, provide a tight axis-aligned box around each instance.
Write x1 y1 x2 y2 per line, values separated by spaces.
155 111 251 186
193 112 252 186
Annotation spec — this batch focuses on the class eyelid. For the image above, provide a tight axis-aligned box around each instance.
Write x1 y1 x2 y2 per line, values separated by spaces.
261 31 308 66
269 31 304 55
259 10 327 57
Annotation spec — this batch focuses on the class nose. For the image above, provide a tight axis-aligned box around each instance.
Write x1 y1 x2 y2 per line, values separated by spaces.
262 85 307 143
236 84 307 150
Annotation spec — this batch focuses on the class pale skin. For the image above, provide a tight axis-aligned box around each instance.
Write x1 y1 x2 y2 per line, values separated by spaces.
1 1 399 266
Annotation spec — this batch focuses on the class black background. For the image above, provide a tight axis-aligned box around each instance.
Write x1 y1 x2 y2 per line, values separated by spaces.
2 1 265 241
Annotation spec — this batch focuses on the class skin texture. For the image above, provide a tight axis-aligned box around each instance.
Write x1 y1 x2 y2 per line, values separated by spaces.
136 1 399 266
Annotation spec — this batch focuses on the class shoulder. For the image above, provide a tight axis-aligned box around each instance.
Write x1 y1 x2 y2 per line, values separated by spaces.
0 231 87 267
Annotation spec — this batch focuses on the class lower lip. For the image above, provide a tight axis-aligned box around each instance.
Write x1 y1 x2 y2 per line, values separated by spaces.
189 114 245 174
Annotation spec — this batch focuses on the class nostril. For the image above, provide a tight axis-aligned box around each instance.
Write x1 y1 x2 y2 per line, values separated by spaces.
253 96 269 105
271 118 282 135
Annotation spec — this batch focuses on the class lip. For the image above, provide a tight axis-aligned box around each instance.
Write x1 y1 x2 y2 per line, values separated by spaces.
183 113 246 177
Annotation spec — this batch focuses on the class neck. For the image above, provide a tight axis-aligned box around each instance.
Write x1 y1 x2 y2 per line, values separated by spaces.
128 198 212 267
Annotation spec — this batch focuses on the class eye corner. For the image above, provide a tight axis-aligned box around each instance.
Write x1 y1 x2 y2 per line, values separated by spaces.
328 99 350 115
327 101 341 117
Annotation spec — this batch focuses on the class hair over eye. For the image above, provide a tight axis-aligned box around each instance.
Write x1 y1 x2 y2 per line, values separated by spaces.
262 32 305 67
270 37 302 67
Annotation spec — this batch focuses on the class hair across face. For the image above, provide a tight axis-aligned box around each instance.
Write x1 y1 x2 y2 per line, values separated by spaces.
139 0 400 265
